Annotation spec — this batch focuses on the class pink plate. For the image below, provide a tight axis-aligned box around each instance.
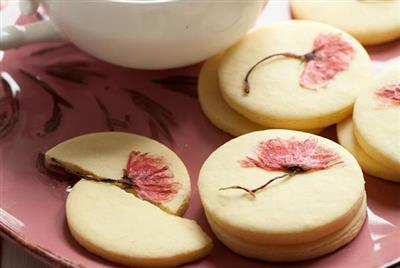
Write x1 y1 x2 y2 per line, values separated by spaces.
1 1 400 267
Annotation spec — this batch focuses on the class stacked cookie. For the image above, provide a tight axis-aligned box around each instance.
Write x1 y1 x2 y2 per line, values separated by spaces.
337 66 400 182
45 132 212 267
199 20 372 136
199 55 265 136
199 129 366 262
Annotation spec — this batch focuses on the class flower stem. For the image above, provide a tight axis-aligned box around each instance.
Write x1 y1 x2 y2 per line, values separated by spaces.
243 52 304 95
219 171 296 197
242 45 326 95
47 157 122 184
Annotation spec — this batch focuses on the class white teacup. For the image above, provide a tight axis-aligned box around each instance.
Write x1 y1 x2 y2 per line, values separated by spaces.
1 0 267 69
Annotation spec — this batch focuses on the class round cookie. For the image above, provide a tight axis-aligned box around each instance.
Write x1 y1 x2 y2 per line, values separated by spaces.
219 20 371 129
337 117 400 182
198 129 365 261
353 66 400 174
199 55 264 136
67 180 212 267
45 132 190 215
198 55 323 136
291 0 400 45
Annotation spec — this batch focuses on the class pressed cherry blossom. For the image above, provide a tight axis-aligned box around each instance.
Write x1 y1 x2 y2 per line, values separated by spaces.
375 82 400 107
124 151 180 203
243 33 355 94
46 150 180 204
220 137 342 197
241 137 342 172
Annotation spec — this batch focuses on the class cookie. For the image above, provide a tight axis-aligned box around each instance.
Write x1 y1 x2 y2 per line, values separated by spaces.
67 180 212 267
199 55 264 136
291 0 400 45
337 117 399 182
353 66 400 174
45 132 190 215
198 55 323 136
198 129 365 261
218 20 371 129
206 196 366 262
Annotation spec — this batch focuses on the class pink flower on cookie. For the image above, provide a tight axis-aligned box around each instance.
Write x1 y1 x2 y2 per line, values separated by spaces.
241 137 343 173
220 137 342 197
375 82 400 108
124 151 180 204
300 34 355 89
244 33 355 93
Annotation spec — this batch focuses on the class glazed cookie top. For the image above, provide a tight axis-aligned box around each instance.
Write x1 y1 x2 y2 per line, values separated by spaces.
45 132 191 215
198 129 365 245
291 0 400 45
353 66 400 173
219 20 371 129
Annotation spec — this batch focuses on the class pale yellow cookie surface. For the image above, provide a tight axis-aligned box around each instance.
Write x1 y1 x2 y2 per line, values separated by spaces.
199 55 264 136
67 180 212 267
337 118 400 182
206 197 366 262
45 132 190 215
291 0 400 45
353 66 400 173
219 20 371 129
198 129 365 245
199 55 323 136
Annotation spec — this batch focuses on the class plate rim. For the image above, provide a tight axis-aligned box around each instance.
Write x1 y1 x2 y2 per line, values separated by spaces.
0 222 82 268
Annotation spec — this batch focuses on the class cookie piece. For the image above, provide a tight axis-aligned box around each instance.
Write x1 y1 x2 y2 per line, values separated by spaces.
67 180 212 267
45 132 190 215
198 55 323 136
353 66 400 174
219 20 371 129
198 129 365 261
291 0 400 45
337 117 399 182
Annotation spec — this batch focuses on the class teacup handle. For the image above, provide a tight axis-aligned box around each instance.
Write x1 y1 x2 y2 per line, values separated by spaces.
0 20 63 50
0 0 63 50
